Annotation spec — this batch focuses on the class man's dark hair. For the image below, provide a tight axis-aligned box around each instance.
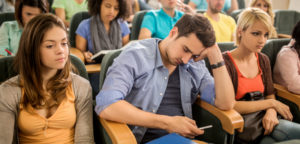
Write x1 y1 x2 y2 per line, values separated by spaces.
88 0 129 20
175 13 216 48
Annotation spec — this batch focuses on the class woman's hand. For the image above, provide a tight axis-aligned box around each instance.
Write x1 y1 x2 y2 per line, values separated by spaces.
83 51 94 63
272 99 293 121
262 108 279 135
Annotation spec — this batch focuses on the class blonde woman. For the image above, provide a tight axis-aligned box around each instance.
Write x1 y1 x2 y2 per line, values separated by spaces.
250 0 278 38
223 8 300 144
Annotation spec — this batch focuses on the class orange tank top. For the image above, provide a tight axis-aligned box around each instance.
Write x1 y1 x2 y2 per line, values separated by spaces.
227 52 265 100
18 83 76 144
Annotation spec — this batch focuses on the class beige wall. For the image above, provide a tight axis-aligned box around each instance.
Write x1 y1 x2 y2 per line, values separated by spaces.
244 0 295 11
288 0 300 12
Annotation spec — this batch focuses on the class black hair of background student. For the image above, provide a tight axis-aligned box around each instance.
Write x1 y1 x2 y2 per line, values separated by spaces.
88 0 129 20
14 0 49 27
292 20 300 58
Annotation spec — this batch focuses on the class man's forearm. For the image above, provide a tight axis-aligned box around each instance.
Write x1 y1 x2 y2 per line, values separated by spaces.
207 47 235 110
227 0 238 14
99 100 169 130
212 63 235 110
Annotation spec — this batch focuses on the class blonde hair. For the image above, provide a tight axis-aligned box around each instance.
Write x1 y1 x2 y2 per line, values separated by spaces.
235 8 273 46
250 0 277 38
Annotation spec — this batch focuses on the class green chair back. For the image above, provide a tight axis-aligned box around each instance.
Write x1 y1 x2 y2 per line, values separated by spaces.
130 10 148 40
274 10 300 35
0 56 17 83
70 54 89 80
0 12 15 26
237 0 245 9
69 11 91 48
230 9 244 23
261 38 290 70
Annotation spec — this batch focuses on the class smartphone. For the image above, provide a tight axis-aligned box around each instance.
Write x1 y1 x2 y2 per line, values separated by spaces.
198 125 213 130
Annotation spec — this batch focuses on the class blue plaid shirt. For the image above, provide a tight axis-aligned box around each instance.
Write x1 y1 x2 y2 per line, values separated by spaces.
95 38 216 143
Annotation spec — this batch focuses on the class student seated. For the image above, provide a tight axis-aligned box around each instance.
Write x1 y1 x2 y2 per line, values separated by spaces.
222 8 300 144
0 0 48 56
250 0 277 38
52 0 88 27
76 0 130 64
127 0 152 23
204 0 236 42
188 0 238 14
95 13 236 143
0 14 94 144
138 0 193 40
273 21 300 94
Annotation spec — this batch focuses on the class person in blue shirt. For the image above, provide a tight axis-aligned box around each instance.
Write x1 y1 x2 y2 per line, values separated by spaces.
76 0 130 64
95 13 236 143
188 0 238 14
138 0 192 40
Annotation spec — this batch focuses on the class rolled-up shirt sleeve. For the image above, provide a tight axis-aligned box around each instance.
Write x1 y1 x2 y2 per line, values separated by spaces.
94 53 135 115
199 65 216 105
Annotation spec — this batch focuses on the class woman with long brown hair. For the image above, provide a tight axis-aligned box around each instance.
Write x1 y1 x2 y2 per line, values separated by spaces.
0 14 94 143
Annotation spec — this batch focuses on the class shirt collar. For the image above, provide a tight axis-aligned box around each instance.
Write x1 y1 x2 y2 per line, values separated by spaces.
159 8 179 19
154 38 164 68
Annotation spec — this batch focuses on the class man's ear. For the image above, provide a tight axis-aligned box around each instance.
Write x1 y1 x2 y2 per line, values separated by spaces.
169 26 179 38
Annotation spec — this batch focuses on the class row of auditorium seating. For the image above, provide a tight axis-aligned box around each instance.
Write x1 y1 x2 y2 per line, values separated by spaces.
1 9 300 144
0 35 299 144
1 9 300 44
95 38 300 143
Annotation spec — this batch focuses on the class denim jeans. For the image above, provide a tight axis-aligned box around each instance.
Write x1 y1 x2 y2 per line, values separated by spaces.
259 119 300 144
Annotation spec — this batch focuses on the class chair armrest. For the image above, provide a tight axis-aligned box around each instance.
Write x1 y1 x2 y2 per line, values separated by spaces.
195 98 244 134
274 83 300 109
70 47 85 62
277 33 292 38
85 64 101 73
99 118 137 144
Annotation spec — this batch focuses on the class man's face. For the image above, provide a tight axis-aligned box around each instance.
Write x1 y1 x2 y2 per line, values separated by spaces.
159 0 177 10
164 30 206 66
207 0 225 14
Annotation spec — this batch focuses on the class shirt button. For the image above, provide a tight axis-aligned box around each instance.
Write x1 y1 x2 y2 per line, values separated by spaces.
164 77 167 80
160 93 163 96
152 109 155 113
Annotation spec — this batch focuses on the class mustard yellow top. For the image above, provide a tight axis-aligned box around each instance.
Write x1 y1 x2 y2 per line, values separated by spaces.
204 13 236 42
18 84 76 144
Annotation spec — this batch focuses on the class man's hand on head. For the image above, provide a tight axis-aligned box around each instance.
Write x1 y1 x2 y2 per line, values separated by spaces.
193 43 222 63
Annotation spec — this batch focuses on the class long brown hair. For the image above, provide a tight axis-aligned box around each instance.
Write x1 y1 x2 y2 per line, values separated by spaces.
14 14 71 110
